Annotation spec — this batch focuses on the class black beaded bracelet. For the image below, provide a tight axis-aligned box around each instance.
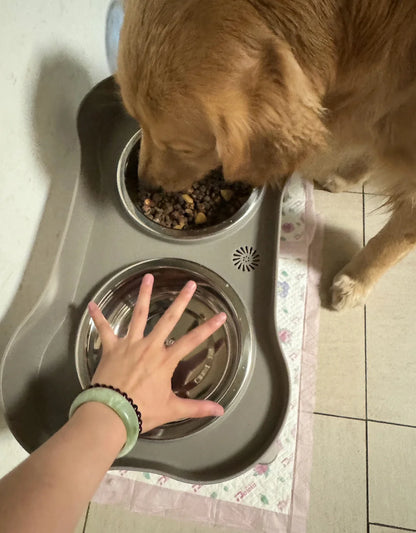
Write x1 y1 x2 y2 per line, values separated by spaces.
88 383 143 435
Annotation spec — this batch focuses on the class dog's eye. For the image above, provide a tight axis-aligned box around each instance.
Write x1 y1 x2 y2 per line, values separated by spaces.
175 148 194 156
178 147 213 157
165 144 194 156
168 144 212 158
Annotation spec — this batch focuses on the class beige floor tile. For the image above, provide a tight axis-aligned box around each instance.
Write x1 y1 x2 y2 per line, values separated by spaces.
364 195 416 425
370 527 409 533
364 194 389 228
314 182 363 194
347 183 364 193
313 190 366 418
364 180 385 195
368 422 416 530
85 502 239 533
315 305 366 418
314 190 364 301
74 506 89 533
307 414 367 533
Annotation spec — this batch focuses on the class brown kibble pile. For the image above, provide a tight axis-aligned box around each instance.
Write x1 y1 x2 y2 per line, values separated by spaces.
133 168 253 230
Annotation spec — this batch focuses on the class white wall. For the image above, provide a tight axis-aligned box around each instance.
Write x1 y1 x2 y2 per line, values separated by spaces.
0 0 114 323
0 0 122 472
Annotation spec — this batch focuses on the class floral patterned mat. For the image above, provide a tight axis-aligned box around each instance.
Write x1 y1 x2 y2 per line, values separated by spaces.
94 174 322 533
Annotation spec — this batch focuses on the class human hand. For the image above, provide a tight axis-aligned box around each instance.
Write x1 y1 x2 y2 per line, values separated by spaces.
88 273 226 434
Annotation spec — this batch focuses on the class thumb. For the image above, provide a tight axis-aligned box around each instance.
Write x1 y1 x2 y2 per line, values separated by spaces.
172 397 224 420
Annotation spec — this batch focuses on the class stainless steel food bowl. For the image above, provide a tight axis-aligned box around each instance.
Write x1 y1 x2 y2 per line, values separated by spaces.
117 131 264 242
75 258 253 440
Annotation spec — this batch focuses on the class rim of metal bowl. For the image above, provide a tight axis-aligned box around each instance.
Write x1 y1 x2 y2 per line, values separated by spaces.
116 131 264 242
74 258 254 440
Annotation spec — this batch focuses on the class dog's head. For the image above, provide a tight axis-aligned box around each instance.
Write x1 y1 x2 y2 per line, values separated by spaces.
117 0 328 191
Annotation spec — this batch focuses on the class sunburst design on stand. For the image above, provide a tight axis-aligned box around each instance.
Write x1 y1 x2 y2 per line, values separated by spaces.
232 246 260 272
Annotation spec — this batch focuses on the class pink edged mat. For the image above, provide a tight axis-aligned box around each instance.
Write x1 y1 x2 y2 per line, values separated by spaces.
93 175 323 533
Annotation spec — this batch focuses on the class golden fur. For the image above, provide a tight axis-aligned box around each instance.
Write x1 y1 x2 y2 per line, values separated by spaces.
117 0 416 309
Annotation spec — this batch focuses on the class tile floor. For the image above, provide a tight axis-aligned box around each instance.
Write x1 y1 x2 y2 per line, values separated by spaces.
1 184 415 533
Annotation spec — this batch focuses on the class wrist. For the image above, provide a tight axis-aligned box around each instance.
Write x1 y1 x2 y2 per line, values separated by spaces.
71 401 127 449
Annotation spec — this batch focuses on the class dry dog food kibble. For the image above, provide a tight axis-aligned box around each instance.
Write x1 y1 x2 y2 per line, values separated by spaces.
131 168 253 230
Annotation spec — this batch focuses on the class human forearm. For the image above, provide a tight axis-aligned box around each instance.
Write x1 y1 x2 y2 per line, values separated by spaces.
0 402 126 533
0 276 225 533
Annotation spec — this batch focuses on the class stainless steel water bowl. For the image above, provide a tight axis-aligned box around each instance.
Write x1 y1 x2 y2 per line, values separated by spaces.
117 131 264 241
75 258 254 440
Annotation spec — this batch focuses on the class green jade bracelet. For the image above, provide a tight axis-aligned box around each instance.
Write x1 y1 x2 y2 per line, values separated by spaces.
69 385 141 458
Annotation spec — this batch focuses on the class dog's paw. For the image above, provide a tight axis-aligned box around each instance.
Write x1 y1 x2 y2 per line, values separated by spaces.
330 273 369 310
321 174 351 193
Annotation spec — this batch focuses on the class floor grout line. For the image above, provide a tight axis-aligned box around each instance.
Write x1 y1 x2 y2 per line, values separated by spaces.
363 191 386 197
368 419 416 430
365 305 370 533
363 189 370 533
82 502 91 533
370 523 416 532
313 186 363 195
363 186 367 246
313 412 365 422
313 411 416 430
313 188 385 196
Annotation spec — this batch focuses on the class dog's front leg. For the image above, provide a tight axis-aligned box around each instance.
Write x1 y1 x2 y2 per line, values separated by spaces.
331 200 416 310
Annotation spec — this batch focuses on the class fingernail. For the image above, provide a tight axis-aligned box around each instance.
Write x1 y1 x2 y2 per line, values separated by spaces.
186 280 197 292
143 273 153 285
216 312 227 324
213 404 224 416
88 302 97 314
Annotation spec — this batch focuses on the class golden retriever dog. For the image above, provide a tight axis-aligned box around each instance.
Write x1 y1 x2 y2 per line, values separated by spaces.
116 0 416 310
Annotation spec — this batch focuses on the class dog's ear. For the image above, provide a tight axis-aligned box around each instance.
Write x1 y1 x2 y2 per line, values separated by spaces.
211 38 328 186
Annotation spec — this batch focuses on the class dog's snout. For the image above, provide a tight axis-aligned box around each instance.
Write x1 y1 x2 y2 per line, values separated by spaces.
137 159 160 191
138 173 160 191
